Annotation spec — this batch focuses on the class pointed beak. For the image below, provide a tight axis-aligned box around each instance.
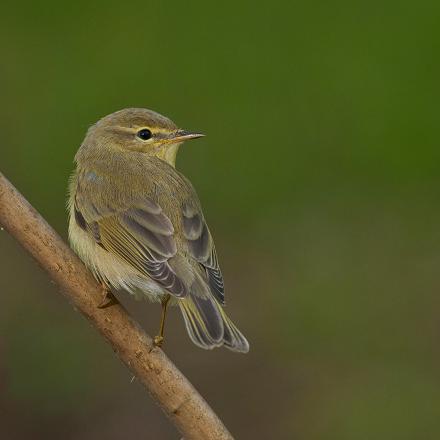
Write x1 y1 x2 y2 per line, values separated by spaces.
166 129 205 144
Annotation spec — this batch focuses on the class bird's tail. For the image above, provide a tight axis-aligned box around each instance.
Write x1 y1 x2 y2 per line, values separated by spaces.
178 293 249 353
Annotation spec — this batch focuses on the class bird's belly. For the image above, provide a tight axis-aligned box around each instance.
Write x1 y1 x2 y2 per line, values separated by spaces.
68 216 166 302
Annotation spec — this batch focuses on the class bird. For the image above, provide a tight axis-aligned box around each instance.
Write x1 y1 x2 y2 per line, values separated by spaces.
68 108 249 352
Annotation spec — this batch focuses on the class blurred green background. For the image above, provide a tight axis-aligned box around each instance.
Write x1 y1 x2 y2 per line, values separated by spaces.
1 1 440 439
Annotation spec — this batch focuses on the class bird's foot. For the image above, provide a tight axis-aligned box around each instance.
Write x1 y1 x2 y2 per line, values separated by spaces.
97 284 119 309
153 335 164 348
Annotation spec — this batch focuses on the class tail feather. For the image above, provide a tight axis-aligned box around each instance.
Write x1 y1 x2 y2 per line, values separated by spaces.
179 294 224 349
179 293 249 353
220 308 250 353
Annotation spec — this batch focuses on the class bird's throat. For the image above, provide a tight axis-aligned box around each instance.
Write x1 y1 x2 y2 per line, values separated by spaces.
155 143 181 167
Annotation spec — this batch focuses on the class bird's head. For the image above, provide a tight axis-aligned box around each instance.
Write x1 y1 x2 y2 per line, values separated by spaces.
79 108 204 166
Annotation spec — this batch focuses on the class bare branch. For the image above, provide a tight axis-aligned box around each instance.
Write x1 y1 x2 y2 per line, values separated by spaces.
0 172 233 440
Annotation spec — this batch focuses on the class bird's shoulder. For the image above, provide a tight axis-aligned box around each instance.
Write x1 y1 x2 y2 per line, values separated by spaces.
73 156 201 220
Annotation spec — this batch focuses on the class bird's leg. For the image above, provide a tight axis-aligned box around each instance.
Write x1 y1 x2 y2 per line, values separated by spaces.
97 282 119 309
153 294 171 347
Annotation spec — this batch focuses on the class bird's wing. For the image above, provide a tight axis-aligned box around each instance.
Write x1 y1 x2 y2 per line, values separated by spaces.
73 195 187 297
182 202 225 304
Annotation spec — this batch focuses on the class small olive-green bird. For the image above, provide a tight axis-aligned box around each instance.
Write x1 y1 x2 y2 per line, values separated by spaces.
68 108 249 352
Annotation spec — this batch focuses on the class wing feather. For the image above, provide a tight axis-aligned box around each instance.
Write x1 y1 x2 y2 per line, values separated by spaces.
182 202 225 304
75 195 187 297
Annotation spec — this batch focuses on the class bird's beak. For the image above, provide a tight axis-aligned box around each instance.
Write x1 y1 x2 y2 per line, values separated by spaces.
166 130 205 144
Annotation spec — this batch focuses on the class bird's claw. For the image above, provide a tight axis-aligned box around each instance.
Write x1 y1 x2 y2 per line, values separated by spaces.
97 285 119 309
153 335 164 347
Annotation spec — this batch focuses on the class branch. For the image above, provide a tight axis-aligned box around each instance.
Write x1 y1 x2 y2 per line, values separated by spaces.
0 172 233 440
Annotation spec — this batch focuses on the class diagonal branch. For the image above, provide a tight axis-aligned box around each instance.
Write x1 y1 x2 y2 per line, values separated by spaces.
0 172 233 440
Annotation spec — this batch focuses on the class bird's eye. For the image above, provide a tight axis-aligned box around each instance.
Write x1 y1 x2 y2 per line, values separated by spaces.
137 128 152 140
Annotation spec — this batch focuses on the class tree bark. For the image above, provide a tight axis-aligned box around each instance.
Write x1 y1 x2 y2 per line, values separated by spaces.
0 172 233 440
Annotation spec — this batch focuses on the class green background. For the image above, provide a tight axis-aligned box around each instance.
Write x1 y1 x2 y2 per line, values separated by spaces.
1 1 440 438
